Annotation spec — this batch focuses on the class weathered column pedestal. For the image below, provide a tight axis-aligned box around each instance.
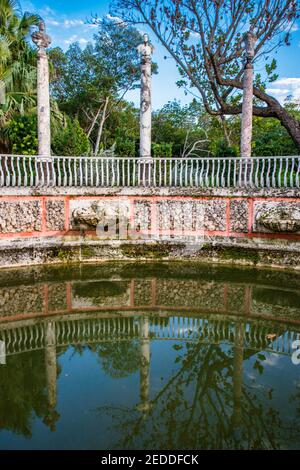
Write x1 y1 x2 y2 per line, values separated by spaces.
32 22 53 184
137 35 154 187
239 31 256 186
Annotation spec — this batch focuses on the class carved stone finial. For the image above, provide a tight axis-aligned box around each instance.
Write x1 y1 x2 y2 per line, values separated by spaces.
137 33 154 58
243 31 256 62
32 21 52 50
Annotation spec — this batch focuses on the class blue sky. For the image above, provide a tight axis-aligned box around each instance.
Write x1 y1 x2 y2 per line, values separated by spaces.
21 0 300 110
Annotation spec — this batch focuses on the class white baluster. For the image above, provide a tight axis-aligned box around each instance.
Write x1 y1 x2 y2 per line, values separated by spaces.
284 158 288 187
221 158 226 188
16 156 21 187
68 157 72 187
0 156 4 186
260 158 265 188
296 157 300 188
278 157 283 188
63 158 67 187
133 158 136 186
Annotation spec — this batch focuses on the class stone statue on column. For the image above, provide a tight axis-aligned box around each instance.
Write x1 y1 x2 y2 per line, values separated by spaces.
137 34 154 186
137 34 154 161
32 21 52 158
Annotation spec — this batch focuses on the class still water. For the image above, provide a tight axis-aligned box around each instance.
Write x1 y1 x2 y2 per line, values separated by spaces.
0 262 300 450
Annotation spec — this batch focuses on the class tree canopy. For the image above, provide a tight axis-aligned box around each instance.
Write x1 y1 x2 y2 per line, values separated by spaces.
0 0 39 129
114 0 300 149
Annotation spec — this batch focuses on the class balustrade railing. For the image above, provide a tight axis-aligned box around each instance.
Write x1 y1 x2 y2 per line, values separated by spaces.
0 154 299 188
1 315 297 356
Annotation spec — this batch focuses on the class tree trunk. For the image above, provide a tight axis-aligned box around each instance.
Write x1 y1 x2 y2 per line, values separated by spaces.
273 105 300 151
87 104 102 138
94 97 109 156
219 115 231 146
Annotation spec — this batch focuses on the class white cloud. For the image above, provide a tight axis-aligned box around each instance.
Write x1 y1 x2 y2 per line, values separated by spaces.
78 38 88 45
48 19 60 26
64 35 89 46
21 0 36 12
42 6 55 16
263 353 282 367
274 77 300 86
266 87 291 96
266 77 300 104
106 14 124 24
290 23 299 32
64 35 79 45
282 22 299 33
63 19 85 28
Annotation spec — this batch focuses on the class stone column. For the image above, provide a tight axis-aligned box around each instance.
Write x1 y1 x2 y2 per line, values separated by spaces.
45 321 57 410
32 22 52 158
137 35 154 186
232 323 245 428
240 31 256 159
137 315 151 415
0 339 6 365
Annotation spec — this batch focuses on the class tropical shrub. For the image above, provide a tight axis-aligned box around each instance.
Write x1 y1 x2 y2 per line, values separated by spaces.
7 114 38 154
152 142 173 157
116 138 136 157
214 139 238 158
52 118 90 156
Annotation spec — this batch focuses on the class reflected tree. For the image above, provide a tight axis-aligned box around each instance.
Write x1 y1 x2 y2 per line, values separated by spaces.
98 336 291 449
0 350 60 437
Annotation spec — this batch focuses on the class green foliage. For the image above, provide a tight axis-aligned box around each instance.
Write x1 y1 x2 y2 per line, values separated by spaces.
152 142 173 157
252 117 299 156
7 114 38 154
116 138 136 157
115 0 300 150
103 101 139 152
265 59 279 83
0 0 39 129
49 18 157 155
213 139 238 158
152 99 207 157
52 118 90 156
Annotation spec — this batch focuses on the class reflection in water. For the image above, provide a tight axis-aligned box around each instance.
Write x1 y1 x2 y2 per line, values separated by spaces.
0 263 300 449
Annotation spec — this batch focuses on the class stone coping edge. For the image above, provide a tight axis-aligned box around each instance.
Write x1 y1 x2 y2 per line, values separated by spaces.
0 186 299 198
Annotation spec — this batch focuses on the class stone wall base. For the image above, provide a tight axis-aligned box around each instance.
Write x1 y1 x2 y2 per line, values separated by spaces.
0 237 299 271
0 187 299 271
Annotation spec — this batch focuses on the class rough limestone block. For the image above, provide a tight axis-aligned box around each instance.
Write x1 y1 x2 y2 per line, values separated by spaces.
254 201 300 233
230 200 249 233
157 200 205 233
134 200 151 231
133 280 153 306
0 200 42 233
48 283 67 312
156 279 224 309
46 200 65 231
204 200 226 231
227 285 247 312
0 285 44 316
158 201 185 230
